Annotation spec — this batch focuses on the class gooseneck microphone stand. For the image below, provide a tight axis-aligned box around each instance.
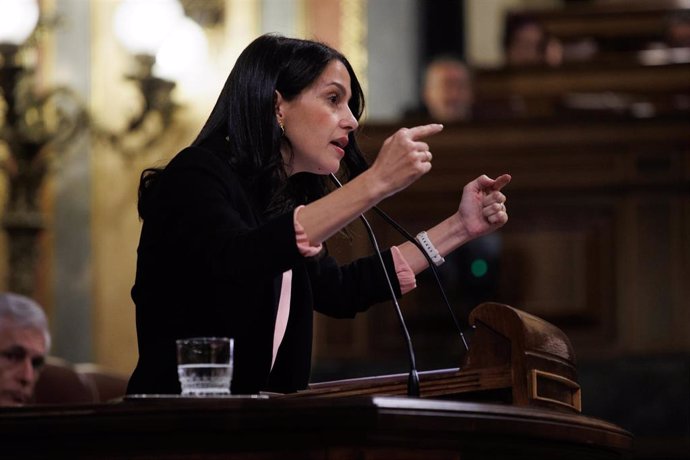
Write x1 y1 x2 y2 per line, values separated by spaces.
371 205 470 352
329 174 420 397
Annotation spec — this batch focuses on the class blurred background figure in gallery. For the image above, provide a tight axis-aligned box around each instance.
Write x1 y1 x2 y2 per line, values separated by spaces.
417 56 475 123
503 13 563 68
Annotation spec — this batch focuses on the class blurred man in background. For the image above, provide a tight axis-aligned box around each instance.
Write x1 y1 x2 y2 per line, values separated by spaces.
421 56 475 122
404 55 475 123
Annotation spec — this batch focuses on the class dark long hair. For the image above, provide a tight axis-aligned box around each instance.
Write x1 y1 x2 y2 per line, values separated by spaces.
138 34 368 219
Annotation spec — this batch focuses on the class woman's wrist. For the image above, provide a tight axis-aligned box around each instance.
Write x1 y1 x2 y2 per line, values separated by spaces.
448 212 469 245
428 213 470 258
353 168 388 205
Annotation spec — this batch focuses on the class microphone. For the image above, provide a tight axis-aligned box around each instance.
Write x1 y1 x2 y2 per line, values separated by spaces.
329 174 420 397
371 205 470 352
340 146 470 352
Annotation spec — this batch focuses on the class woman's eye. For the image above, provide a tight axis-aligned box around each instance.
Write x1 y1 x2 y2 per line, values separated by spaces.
328 95 339 104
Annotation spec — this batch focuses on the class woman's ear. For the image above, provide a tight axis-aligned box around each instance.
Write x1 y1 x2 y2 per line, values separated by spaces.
274 90 285 118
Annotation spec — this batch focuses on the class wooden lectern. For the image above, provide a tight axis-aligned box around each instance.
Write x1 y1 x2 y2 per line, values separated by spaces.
292 302 582 413
0 303 632 459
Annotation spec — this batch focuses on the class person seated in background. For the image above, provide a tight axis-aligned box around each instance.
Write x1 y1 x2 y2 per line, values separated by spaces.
422 56 475 123
0 292 50 406
503 13 562 67
404 56 475 123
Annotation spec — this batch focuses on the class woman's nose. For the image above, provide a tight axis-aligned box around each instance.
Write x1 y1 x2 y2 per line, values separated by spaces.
342 106 359 131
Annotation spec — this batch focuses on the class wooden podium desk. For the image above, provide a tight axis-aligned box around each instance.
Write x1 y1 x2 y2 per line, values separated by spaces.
0 303 633 459
0 395 631 460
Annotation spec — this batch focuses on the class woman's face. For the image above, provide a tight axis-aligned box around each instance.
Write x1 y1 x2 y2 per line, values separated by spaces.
277 59 359 176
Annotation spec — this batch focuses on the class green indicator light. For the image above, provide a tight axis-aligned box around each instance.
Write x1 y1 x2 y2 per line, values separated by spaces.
471 259 488 278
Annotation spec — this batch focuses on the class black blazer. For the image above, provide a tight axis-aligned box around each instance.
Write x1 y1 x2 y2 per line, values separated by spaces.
127 140 401 395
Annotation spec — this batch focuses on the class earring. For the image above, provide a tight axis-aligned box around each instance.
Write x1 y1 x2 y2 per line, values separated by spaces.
278 120 285 136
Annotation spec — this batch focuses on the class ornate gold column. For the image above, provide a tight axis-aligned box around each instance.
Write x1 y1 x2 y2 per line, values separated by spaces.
340 0 368 99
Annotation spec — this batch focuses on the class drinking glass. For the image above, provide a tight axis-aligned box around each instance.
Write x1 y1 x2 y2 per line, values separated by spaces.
176 337 233 396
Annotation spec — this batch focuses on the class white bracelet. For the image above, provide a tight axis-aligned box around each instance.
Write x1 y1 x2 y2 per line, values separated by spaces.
416 231 445 266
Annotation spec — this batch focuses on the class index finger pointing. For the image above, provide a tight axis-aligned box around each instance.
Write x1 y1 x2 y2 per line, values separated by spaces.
406 123 444 140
